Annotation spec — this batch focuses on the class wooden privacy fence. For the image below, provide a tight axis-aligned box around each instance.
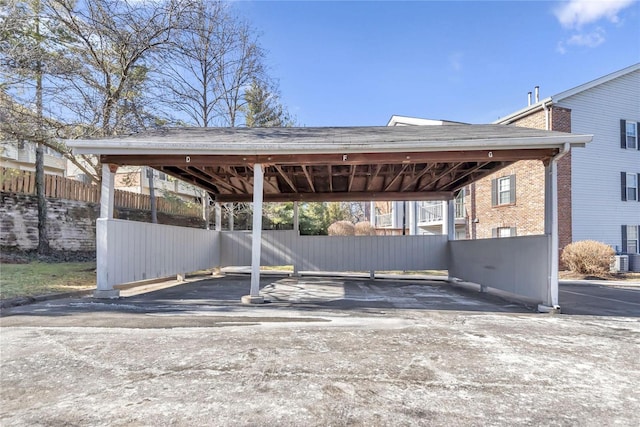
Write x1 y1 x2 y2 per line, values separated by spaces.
1 168 202 218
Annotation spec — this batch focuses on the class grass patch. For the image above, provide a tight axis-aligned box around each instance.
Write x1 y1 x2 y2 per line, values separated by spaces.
0 261 96 300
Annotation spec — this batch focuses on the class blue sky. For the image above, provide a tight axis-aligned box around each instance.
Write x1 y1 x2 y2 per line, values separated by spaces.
236 0 640 126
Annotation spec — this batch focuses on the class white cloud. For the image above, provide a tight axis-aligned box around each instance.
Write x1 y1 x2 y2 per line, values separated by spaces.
553 0 637 29
557 27 606 53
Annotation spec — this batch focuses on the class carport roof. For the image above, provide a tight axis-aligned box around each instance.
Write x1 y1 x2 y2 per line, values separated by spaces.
69 124 591 202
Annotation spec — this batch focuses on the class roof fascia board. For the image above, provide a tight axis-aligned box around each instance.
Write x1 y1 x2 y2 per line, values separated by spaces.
553 62 640 102
69 134 592 156
493 97 552 125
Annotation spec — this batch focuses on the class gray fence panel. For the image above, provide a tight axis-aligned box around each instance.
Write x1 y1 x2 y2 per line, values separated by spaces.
448 235 550 303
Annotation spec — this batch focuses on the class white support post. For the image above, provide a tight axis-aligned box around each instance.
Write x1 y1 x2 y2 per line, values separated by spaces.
100 164 115 220
242 164 265 304
293 201 300 235
541 161 560 312
408 201 415 235
95 164 119 299
227 202 234 230
369 201 375 225
215 202 222 231
202 191 210 230
446 199 455 241
293 201 300 276
441 201 448 235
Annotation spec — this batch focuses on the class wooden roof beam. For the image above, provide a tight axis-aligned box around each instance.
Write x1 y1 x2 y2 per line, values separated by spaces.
100 148 557 168
215 191 454 203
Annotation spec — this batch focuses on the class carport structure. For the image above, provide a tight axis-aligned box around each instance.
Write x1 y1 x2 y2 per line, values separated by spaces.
69 125 591 310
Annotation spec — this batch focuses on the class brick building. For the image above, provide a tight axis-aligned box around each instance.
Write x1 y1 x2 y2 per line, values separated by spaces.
468 63 639 258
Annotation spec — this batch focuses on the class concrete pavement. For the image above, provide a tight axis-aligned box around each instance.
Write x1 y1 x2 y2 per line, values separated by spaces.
2 275 640 426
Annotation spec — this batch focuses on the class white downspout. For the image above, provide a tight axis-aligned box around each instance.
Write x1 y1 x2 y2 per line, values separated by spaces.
541 142 570 312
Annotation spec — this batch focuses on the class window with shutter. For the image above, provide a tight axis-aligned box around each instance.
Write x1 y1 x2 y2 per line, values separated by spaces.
621 120 639 149
624 225 639 254
622 172 639 201
491 175 516 206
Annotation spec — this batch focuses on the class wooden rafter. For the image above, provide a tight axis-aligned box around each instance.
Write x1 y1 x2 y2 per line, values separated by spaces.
327 165 333 192
441 162 493 191
418 163 462 192
301 165 316 192
273 165 297 193
401 164 435 192
366 165 381 191
347 165 356 192
383 164 409 192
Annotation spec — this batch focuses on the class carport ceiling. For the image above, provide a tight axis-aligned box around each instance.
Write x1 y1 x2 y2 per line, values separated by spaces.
72 125 590 202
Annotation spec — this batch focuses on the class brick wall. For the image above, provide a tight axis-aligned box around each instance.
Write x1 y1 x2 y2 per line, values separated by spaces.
465 106 572 248
0 192 205 253
551 107 572 250
467 160 545 239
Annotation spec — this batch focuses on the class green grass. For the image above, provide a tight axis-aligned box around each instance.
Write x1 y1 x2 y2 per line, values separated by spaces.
0 261 96 300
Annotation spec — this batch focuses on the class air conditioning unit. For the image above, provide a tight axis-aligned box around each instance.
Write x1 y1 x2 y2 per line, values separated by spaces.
611 255 629 273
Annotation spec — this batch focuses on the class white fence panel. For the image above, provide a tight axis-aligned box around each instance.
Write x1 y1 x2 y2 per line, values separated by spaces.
102 219 220 287
448 235 550 303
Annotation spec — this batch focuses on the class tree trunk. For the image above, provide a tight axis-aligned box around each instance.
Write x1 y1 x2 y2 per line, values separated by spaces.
35 143 50 255
35 5 49 255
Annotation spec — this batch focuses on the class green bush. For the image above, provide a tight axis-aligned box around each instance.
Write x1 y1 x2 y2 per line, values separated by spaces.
561 240 615 275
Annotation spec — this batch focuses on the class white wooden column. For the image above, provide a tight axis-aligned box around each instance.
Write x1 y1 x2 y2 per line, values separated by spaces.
446 199 456 241
369 201 375 225
242 164 265 304
293 201 300 234
95 164 120 298
227 203 234 230
542 161 560 311
214 202 222 231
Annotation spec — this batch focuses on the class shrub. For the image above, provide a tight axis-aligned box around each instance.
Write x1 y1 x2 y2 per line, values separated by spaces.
327 221 355 236
561 240 615 275
354 221 377 236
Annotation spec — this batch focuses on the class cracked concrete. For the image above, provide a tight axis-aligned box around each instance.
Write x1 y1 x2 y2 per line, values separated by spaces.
1 275 639 426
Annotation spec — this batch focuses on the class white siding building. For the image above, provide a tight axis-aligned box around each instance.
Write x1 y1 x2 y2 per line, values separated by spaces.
494 63 639 262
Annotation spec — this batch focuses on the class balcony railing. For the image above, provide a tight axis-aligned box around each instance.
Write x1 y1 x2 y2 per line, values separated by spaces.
418 201 465 224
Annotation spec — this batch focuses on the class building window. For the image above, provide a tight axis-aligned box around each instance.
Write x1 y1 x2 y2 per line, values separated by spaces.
492 227 517 238
621 120 639 149
622 225 639 254
621 172 639 201
491 175 516 206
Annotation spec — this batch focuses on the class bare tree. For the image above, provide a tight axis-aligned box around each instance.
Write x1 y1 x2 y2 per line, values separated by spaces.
41 0 189 179
158 1 264 127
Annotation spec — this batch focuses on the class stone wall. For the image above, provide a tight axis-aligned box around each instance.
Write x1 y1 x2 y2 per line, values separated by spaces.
0 192 205 253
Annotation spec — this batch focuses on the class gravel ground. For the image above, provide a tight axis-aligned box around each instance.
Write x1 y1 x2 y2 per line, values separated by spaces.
1 276 639 426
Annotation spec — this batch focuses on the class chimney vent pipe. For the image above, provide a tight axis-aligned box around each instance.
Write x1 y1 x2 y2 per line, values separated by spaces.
535 86 540 103
528 92 532 106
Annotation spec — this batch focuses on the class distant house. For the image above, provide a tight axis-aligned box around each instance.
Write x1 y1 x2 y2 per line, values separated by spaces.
371 115 467 238
0 141 66 176
470 63 639 258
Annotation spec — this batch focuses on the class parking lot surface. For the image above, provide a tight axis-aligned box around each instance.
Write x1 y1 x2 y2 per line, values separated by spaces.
1 275 639 426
